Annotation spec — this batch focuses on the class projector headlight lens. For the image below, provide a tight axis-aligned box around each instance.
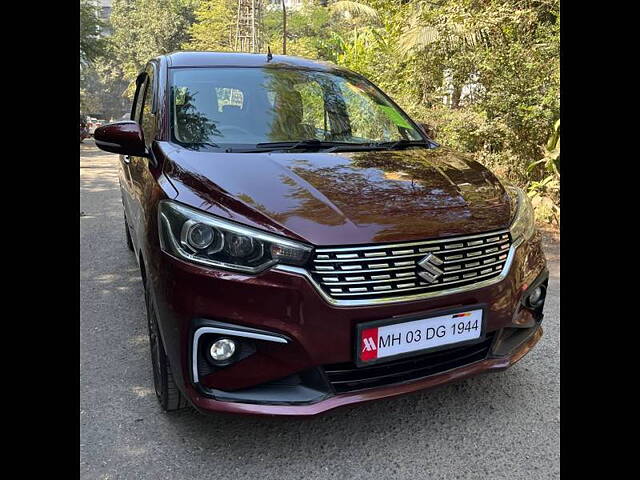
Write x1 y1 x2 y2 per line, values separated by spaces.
185 222 215 250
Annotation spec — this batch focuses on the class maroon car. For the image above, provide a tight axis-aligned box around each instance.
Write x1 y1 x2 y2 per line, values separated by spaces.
94 52 547 416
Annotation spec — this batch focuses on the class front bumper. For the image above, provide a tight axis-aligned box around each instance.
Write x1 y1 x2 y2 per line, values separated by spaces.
147 232 547 416
188 326 542 416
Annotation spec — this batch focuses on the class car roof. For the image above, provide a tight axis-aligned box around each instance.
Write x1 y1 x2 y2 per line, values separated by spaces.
163 51 349 74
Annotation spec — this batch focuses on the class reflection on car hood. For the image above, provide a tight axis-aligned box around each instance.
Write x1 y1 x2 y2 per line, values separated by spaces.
159 142 512 245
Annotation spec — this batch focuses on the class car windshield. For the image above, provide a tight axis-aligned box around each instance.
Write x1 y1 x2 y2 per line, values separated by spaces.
169 67 425 152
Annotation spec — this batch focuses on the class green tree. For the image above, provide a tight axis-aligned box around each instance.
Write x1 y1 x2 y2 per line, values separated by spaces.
262 0 333 58
80 0 105 67
109 0 197 91
182 0 237 51
81 58 132 119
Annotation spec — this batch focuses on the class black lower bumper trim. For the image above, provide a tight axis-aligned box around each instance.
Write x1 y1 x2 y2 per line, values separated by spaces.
197 368 332 406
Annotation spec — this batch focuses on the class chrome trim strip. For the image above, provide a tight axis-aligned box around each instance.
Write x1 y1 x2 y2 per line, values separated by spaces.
336 253 359 259
273 238 521 307
311 264 415 275
331 269 500 296
314 230 510 253
192 326 288 384
322 275 435 286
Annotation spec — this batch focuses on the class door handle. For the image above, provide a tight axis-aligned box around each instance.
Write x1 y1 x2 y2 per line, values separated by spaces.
123 155 131 164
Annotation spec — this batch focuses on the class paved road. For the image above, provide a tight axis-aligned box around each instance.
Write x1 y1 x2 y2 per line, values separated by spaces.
80 140 560 480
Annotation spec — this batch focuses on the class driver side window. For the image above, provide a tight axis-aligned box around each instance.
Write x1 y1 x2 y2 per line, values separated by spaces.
141 67 156 143
132 75 147 125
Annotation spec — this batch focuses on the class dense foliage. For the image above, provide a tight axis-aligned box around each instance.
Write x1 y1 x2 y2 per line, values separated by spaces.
80 0 560 224
183 0 237 51
109 0 197 86
80 0 105 67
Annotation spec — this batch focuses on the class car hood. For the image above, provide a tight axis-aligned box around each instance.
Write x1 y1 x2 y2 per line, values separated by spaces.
159 142 512 246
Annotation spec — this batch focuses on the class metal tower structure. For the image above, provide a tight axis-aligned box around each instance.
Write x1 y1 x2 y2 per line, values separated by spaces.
235 0 264 53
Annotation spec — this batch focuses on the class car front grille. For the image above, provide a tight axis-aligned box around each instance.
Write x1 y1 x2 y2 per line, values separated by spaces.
323 332 496 394
310 230 512 301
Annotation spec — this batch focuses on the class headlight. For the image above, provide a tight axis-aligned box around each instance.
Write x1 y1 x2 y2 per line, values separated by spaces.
506 186 535 243
158 200 312 273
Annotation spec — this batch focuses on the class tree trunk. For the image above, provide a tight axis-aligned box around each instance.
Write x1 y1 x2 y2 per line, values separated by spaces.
451 83 462 109
282 0 287 55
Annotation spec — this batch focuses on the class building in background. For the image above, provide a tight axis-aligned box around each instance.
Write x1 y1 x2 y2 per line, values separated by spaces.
97 0 112 37
266 0 303 11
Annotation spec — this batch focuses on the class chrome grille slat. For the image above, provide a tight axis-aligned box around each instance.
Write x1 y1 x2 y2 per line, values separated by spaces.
309 230 512 301
336 253 359 259
371 274 391 280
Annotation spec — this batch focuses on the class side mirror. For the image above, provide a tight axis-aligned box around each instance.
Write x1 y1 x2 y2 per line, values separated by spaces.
418 122 436 139
94 121 147 156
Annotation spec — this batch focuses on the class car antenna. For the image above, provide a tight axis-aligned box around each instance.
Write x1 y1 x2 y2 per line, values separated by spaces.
267 46 273 62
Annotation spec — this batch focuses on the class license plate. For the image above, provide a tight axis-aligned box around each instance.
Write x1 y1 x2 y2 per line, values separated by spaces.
356 306 486 366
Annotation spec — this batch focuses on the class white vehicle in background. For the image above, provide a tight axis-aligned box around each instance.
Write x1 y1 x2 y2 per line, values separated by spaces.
87 118 98 136
87 118 107 136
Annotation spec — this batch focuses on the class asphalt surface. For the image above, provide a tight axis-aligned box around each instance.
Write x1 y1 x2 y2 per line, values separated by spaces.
80 139 560 480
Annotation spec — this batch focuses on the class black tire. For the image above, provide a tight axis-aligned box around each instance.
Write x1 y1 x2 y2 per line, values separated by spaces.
124 214 134 252
146 285 188 412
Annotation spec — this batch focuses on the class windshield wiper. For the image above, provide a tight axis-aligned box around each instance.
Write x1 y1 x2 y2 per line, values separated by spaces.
178 141 221 150
227 139 430 154
322 139 430 153
256 138 322 150
255 139 343 151
230 139 358 153
373 139 430 150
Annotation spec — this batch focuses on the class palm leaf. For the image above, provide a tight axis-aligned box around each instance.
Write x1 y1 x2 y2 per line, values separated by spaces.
329 1 380 23
398 25 440 54
526 158 547 172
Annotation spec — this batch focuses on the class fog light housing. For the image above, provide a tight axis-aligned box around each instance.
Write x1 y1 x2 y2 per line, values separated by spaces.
209 338 236 361
526 286 545 308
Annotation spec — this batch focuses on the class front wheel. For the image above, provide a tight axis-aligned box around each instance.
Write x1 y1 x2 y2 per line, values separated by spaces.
146 285 188 412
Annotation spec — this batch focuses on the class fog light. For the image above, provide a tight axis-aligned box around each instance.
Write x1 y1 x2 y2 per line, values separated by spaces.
209 338 236 361
527 286 545 308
